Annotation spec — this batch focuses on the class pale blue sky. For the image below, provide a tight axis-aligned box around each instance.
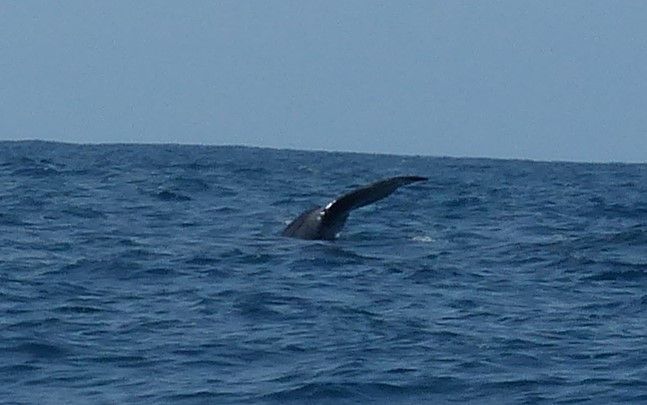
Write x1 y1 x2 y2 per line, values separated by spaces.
1 1 646 162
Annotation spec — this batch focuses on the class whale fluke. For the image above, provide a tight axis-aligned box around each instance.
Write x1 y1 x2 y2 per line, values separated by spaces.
281 176 427 240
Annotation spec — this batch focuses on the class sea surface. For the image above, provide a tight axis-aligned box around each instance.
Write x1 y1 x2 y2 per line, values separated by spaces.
1 141 646 404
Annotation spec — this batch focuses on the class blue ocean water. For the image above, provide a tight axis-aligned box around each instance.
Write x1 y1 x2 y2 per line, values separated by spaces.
1 140 646 404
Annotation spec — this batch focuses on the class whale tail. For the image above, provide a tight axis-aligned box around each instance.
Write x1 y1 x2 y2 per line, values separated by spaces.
282 176 427 240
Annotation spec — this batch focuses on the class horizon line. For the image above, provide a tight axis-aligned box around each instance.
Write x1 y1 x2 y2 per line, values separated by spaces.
1 138 645 166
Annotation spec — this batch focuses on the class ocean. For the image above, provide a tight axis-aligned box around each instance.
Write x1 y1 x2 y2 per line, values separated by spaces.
1 141 646 404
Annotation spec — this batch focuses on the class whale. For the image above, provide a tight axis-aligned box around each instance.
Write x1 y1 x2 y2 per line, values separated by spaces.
281 176 427 240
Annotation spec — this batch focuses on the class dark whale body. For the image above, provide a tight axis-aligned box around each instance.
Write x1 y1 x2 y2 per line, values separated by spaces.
281 176 427 240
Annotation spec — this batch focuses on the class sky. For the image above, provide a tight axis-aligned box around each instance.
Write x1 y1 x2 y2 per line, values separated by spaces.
1 1 646 163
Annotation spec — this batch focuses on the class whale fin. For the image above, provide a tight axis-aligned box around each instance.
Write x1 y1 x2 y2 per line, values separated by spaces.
322 176 427 220
282 176 427 240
